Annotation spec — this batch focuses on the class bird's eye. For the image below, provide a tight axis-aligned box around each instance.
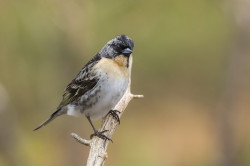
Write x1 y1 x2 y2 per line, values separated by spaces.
120 45 127 50
116 45 125 52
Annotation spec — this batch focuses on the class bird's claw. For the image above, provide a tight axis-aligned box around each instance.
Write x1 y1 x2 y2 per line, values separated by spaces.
90 130 112 142
107 110 121 124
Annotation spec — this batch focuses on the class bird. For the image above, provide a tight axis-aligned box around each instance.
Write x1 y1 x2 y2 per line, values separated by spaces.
34 35 134 141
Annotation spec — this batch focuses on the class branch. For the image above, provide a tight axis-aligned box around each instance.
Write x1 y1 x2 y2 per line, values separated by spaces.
71 84 143 166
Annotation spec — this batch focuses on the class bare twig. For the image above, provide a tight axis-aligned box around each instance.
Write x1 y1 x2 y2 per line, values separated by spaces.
71 133 91 146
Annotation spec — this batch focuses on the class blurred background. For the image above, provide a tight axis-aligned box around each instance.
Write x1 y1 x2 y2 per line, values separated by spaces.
0 0 249 166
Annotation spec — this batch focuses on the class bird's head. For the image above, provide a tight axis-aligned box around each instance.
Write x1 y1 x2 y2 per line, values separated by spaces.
100 35 134 59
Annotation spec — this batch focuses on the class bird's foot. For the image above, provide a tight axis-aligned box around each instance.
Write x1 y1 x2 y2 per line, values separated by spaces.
107 110 121 124
90 130 112 142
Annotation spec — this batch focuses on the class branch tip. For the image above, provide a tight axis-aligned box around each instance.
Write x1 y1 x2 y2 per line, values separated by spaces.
71 133 91 146
132 94 144 99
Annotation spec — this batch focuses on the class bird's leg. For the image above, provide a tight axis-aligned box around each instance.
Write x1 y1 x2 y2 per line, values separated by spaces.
86 116 112 141
107 110 121 124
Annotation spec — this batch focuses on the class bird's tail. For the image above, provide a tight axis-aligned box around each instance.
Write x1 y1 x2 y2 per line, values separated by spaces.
33 107 63 131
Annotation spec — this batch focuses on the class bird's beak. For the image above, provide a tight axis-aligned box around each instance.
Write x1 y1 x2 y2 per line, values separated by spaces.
122 48 133 55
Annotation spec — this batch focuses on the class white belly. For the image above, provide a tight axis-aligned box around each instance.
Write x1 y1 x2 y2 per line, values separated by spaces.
83 76 128 120
66 76 129 120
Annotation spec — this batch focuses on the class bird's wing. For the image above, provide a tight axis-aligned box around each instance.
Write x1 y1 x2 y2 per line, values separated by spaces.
58 60 100 108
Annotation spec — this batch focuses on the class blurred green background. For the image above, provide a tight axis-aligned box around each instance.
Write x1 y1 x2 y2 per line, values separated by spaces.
0 0 249 166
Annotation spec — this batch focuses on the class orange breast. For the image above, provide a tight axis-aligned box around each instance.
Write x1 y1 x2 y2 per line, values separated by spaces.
93 57 129 78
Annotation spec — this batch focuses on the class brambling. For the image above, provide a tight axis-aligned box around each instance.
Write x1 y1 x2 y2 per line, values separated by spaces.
34 35 134 140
